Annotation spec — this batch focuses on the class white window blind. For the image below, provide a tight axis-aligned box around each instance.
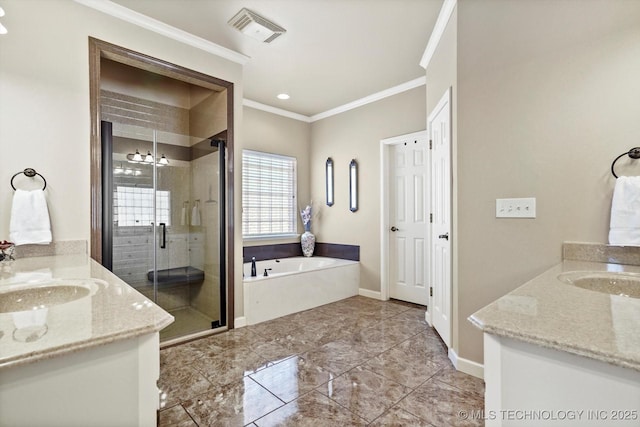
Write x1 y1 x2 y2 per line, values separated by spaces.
242 150 297 237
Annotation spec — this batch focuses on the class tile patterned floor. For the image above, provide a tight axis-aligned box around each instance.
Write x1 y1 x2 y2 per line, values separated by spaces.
158 296 484 426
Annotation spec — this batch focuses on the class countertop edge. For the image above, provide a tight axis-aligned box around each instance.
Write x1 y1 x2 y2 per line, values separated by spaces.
472 319 640 373
0 316 173 371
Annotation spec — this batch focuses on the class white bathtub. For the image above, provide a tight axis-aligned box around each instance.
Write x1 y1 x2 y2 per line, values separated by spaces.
243 256 359 325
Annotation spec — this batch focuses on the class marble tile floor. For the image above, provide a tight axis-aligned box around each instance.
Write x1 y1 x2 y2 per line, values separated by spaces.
158 296 484 426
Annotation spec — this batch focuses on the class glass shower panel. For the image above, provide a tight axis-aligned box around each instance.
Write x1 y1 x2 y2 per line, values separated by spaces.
107 122 224 342
154 129 223 340
110 124 156 303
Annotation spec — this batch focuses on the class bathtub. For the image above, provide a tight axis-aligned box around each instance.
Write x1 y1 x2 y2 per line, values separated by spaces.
243 256 359 325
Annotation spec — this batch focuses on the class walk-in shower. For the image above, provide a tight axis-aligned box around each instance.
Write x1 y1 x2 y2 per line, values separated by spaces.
101 120 227 342
92 53 231 343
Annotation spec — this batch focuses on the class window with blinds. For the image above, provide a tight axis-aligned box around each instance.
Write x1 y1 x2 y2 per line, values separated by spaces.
242 150 297 238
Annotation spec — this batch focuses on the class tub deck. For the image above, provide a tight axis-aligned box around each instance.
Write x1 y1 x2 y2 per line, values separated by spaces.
243 257 360 325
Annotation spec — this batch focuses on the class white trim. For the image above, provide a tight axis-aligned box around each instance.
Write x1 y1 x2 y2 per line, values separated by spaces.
380 130 429 146
424 310 432 326
234 317 247 328
243 99 312 123
379 130 429 306
74 0 250 65
358 288 384 300
244 77 426 123
419 0 456 69
311 77 426 122
448 348 484 380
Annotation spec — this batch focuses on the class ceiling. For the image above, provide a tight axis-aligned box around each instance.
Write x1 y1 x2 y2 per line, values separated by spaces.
109 0 443 117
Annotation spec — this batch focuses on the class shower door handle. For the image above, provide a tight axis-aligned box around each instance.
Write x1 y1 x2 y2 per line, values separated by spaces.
159 223 166 249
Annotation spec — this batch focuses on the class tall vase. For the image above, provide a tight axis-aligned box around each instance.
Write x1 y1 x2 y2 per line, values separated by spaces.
301 224 315 257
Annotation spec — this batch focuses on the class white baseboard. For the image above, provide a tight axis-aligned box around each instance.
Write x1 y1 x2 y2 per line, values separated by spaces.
448 348 484 379
234 317 247 328
424 310 432 326
359 288 384 300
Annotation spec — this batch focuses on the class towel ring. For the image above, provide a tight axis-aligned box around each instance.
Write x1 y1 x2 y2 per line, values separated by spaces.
10 168 47 190
611 147 640 179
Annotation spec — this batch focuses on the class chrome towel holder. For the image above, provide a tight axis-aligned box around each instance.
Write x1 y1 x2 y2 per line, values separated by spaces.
10 168 47 190
611 147 640 179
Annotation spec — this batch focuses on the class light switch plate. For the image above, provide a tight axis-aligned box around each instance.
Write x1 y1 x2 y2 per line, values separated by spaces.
496 197 536 218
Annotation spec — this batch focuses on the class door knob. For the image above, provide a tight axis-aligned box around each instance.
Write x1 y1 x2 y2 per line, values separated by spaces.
390 226 399 232
438 233 449 240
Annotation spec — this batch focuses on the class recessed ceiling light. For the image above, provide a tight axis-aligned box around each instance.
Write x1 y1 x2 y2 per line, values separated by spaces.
277 93 290 100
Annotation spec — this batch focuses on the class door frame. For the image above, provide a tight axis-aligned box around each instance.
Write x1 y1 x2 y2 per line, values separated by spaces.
379 130 429 306
88 37 236 329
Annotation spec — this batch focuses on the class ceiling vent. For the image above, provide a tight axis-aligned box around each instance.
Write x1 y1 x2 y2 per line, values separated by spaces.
228 8 286 43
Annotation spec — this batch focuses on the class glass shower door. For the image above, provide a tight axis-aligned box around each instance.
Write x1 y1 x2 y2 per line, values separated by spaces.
103 121 226 342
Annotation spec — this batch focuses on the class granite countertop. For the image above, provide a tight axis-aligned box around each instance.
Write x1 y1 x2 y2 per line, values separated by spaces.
0 254 174 370
469 260 640 372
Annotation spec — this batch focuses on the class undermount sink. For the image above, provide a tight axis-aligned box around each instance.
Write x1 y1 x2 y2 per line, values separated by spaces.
557 271 640 299
0 283 92 313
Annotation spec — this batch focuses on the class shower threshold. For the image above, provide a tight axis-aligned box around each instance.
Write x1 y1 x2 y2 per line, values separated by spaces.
160 306 218 342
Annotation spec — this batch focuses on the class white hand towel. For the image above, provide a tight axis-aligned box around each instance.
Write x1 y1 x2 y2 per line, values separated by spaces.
191 203 201 226
9 189 52 246
180 206 187 226
609 176 640 246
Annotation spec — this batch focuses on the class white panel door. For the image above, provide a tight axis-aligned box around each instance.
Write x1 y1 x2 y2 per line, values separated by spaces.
389 136 429 305
430 88 452 347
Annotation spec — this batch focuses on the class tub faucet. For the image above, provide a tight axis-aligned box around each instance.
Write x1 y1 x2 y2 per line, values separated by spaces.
263 268 272 277
251 257 257 277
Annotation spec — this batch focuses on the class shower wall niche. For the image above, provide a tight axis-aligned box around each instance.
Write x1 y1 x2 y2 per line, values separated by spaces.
100 58 228 342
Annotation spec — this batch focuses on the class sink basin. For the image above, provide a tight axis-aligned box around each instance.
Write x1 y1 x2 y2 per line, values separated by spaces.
0 284 91 313
557 271 640 298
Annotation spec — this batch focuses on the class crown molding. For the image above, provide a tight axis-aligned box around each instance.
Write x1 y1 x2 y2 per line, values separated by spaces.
243 99 312 123
310 76 426 122
420 0 457 69
74 0 250 65
243 76 426 123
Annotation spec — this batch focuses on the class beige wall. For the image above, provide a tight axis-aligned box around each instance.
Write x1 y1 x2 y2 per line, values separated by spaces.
433 0 640 364
242 106 312 246
0 0 246 318
310 87 426 291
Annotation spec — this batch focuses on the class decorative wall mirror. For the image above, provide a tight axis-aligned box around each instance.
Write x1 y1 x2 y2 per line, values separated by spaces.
326 157 334 206
349 159 358 212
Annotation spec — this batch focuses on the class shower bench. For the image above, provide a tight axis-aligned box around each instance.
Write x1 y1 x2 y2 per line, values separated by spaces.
147 266 205 288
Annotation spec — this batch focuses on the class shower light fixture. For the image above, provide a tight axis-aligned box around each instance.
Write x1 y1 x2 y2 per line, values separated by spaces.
126 150 169 166
277 93 290 100
128 149 143 163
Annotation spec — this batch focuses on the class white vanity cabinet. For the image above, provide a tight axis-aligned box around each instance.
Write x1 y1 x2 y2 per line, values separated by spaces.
0 254 173 427
471 257 640 427
483 334 640 427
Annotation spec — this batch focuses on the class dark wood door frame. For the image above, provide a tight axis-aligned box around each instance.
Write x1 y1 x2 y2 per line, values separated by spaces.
88 37 235 328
